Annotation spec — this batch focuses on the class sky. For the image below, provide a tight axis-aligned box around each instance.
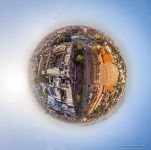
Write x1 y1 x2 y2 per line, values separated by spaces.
0 0 151 150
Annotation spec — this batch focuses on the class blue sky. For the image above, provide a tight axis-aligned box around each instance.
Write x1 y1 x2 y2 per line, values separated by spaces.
0 0 151 150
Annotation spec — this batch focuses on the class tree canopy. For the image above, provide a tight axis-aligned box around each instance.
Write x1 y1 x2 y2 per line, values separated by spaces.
75 54 85 64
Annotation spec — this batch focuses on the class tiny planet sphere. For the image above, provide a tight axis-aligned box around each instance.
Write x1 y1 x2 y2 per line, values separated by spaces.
29 25 127 124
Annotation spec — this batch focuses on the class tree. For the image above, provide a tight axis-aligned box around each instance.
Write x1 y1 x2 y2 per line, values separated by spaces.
75 54 85 64
76 94 81 102
35 75 47 84
91 44 100 55
44 88 49 96
76 43 84 54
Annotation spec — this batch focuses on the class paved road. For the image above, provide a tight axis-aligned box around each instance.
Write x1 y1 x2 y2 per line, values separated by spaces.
71 36 95 115
82 46 92 114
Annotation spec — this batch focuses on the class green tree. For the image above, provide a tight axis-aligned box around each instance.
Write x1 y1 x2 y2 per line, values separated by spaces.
35 75 47 84
75 54 85 64
76 44 84 54
44 89 49 96
76 94 81 102
91 46 100 55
